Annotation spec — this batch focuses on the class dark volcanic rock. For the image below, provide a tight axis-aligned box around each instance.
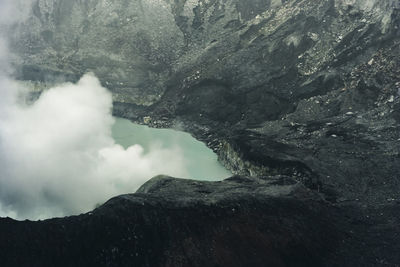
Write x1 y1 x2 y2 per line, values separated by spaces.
0 176 338 267
4 0 400 266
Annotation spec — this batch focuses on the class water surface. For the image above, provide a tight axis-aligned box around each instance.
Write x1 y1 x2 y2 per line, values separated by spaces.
112 118 232 181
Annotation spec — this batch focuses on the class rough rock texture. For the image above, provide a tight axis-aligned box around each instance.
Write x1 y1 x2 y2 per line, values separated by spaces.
0 176 339 267
3 0 400 266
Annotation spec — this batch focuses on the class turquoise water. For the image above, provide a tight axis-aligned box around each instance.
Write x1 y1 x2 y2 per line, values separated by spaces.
111 118 232 181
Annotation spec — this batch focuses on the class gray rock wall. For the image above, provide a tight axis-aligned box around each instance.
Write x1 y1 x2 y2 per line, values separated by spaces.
10 0 185 105
9 0 400 203
12 0 397 108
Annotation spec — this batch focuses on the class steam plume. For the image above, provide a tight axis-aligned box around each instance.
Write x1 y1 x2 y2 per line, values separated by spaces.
0 73 188 219
0 1 188 219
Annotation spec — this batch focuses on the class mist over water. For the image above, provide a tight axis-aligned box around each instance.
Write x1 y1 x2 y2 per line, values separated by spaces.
0 74 193 220
0 0 231 221
112 118 232 180
0 73 230 220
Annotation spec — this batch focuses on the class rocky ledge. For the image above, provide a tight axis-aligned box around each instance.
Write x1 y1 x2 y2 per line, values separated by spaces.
0 175 339 267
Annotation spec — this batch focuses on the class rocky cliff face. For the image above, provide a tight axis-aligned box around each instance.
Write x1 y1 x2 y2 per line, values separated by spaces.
3 0 400 266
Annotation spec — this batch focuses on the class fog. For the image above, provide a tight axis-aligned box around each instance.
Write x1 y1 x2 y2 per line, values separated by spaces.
0 0 34 25
0 0 190 220
0 73 189 220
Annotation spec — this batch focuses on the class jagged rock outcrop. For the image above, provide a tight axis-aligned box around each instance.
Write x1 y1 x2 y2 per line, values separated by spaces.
4 0 400 266
0 175 339 267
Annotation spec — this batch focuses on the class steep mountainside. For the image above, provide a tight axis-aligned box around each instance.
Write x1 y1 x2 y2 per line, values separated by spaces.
3 0 400 266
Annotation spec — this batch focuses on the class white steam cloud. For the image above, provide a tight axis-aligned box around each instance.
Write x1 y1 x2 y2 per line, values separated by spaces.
0 73 188 220
0 0 232 220
0 0 187 219
0 0 35 25
0 1 188 220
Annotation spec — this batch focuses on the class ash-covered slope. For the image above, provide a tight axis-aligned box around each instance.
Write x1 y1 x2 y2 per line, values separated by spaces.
4 0 400 266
